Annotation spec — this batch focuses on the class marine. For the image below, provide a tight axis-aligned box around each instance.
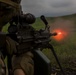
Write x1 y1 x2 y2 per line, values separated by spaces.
0 0 34 75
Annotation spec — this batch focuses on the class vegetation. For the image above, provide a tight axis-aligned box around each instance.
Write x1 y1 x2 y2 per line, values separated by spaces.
33 14 76 74
2 13 76 74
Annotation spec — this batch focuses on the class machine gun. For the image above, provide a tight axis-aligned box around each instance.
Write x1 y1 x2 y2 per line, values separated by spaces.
7 13 65 75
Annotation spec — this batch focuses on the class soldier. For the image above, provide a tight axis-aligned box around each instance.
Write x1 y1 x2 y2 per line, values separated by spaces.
0 0 34 75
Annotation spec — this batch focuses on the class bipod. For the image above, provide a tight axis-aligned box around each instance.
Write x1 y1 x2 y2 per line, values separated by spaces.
47 44 66 75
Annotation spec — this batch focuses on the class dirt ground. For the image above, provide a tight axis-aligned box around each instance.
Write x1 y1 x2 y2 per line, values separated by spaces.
51 68 76 75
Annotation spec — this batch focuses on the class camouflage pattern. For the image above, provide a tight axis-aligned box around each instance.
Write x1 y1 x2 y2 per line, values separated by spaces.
6 36 34 75
0 0 21 8
6 23 35 75
0 0 21 30
0 0 34 75
12 52 34 75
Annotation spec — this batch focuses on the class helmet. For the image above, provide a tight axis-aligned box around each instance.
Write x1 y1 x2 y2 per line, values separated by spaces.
0 0 21 30
0 0 21 8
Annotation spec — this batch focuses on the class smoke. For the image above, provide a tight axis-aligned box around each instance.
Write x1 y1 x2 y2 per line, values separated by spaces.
50 18 74 30
50 18 75 38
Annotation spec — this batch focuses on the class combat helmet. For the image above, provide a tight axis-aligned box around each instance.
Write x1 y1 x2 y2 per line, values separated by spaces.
0 0 21 30
0 0 21 9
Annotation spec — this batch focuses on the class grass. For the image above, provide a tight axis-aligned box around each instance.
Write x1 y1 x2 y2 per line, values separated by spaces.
32 17 76 71
32 17 45 30
2 16 76 72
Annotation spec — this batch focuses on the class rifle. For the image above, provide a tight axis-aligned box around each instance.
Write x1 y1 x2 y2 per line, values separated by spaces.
7 13 65 75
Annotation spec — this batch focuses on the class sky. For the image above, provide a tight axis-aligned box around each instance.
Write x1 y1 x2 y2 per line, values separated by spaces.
21 0 76 17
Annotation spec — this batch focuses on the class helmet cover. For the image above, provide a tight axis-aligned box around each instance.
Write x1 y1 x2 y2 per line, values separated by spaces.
0 0 21 30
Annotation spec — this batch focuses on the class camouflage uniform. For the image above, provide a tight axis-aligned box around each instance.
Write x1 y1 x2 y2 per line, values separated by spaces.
0 0 34 75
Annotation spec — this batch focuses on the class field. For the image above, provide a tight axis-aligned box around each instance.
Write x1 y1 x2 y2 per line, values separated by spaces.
32 14 76 74
2 13 76 75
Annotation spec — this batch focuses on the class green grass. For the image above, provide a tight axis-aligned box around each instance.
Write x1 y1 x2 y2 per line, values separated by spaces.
32 17 76 70
32 17 45 30
2 17 76 71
